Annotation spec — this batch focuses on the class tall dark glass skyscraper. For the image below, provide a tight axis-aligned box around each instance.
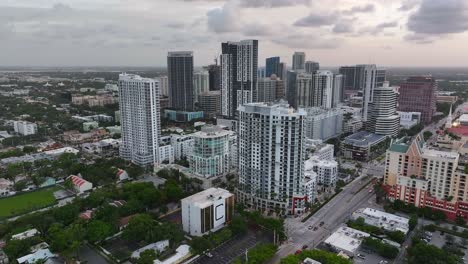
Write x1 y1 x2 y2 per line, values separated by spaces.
265 56 280 78
167 51 194 111
205 64 221 91
220 39 258 118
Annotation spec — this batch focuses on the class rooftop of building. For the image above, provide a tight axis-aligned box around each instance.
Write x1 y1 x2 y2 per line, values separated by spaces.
192 125 233 139
181 188 232 208
118 73 156 82
447 125 468 136
422 148 459 160
353 208 409 234
324 226 370 254
388 137 413 153
344 131 386 146
239 100 306 116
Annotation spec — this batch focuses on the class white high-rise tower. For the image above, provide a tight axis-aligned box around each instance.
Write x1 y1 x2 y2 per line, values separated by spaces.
118 73 161 166
237 101 307 215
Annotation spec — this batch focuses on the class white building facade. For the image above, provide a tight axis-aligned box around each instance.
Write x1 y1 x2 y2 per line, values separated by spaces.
13 121 37 136
189 126 233 178
306 157 338 187
118 73 161 166
237 102 307 214
181 188 234 236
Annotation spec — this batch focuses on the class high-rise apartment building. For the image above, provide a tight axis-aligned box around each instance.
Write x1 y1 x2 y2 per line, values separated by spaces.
305 61 320 74
278 62 287 81
13 121 37 136
384 135 467 220
266 57 280 78
359 64 386 122
332 74 344 107
118 73 160 166
398 76 437 124
339 65 386 94
193 70 209 103
198 91 221 118
220 40 258 118
205 64 221 91
189 125 233 178
366 82 400 137
158 76 169 97
237 102 307 214
167 51 194 111
256 75 284 103
292 52 305 70
286 70 298 109
295 70 333 109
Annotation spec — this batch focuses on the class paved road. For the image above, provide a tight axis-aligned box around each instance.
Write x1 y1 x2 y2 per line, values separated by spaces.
269 175 377 263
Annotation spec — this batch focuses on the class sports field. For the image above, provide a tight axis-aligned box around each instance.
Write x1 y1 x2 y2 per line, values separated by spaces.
0 186 61 218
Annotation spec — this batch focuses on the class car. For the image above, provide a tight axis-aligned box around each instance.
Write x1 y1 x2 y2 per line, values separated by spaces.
424 231 433 237
368 189 373 193
308 225 313 230
356 253 366 259
319 221 324 226
313 226 318 231
379 261 388 264
295 250 302 255
422 238 429 243
302 245 308 249
205 252 213 258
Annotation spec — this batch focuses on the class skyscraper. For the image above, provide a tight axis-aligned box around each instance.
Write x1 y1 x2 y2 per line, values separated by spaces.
305 61 320 73
278 62 287 81
205 64 221 91
286 70 298 108
292 52 305 70
256 75 284 103
158 76 169 97
339 65 386 93
332 74 344 107
220 39 258 118
167 51 194 111
237 101 307 214
360 64 386 122
339 66 359 91
193 70 209 104
118 73 160 166
366 82 400 137
295 70 333 109
398 76 437 124
266 56 280 77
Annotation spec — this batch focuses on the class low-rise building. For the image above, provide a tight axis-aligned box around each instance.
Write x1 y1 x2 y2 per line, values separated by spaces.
304 169 318 202
131 240 169 260
83 121 99 132
159 144 175 164
324 226 370 257
81 139 120 154
164 110 204 122
305 157 338 187
398 111 421 129
342 131 389 161
181 188 234 236
352 208 410 234
68 175 93 193
17 249 54 264
11 229 39 240
13 121 37 136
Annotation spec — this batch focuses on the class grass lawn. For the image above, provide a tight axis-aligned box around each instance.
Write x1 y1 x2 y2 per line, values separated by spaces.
0 186 61 218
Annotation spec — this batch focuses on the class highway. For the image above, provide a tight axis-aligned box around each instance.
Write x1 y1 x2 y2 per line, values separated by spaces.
269 175 378 263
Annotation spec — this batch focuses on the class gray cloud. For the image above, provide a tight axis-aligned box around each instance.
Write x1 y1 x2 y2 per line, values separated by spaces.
242 23 275 36
272 33 341 49
404 33 436 44
206 1 240 33
407 0 468 35
377 21 398 29
398 0 419 11
293 12 336 27
332 22 353 33
342 4 375 15
239 0 310 8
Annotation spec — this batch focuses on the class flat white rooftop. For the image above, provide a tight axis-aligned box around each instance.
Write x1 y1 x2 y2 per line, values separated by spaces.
353 208 410 234
181 188 232 208
324 226 369 254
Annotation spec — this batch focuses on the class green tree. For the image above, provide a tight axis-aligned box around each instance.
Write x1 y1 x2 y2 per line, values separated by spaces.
408 242 461 264
190 236 212 254
247 243 277 264
409 214 418 230
86 220 113 243
229 215 248 235
387 230 406 244
423 131 433 141
455 216 466 226
137 249 157 264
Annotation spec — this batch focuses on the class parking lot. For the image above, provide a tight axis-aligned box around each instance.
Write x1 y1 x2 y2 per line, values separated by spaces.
426 230 468 263
190 231 270 264
353 250 391 264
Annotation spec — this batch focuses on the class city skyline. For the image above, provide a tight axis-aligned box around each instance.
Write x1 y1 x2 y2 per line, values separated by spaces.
1 0 468 67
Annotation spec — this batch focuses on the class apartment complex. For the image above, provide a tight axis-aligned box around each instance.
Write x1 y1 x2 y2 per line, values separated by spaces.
189 125 233 178
167 51 194 111
13 121 37 136
118 73 160 166
366 82 400 137
237 102 306 214
383 134 468 219
256 75 284 103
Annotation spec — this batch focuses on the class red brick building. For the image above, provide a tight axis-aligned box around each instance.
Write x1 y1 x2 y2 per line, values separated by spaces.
398 76 437 124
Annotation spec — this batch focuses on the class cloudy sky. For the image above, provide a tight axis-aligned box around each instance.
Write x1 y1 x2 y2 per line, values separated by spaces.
1 0 468 67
